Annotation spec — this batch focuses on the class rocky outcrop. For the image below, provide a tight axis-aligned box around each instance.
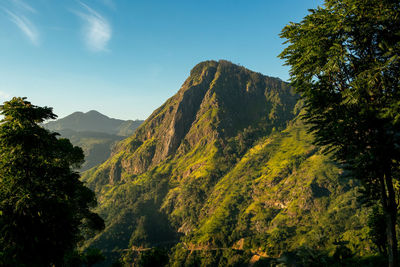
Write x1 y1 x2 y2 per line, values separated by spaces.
84 60 297 186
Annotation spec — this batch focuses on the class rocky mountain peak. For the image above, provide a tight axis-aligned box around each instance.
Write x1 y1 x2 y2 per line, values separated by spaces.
80 62 368 266
86 60 298 187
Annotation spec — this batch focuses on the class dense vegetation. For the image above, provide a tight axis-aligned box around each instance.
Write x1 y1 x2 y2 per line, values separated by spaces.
0 98 104 266
44 111 143 171
280 0 400 265
81 61 380 266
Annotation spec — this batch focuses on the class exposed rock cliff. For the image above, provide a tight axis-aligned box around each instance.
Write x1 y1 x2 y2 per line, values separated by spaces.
84 60 296 188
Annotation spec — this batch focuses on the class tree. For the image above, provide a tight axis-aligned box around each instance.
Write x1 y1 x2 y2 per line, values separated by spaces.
279 0 400 266
368 205 388 255
0 97 104 266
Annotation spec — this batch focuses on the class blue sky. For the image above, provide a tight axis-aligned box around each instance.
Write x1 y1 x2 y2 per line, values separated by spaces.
0 0 323 120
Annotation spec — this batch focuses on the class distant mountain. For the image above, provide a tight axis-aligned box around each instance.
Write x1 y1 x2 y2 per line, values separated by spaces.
81 61 372 266
44 111 143 171
45 110 143 136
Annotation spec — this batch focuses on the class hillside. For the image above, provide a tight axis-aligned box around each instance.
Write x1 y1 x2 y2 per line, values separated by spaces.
82 60 373 266
45 111 143 171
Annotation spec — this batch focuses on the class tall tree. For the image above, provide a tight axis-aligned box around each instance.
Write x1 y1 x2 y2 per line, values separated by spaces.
0 97 104 266
279 0 400 266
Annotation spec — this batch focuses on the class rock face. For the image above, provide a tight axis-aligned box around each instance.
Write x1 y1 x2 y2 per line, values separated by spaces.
85 60 296 185
82 60 371 266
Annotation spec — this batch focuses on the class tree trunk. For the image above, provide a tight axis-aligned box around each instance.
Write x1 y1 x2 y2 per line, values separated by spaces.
383 173 398 267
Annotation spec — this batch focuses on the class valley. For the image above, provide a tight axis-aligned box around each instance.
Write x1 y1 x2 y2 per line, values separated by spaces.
45 110 143 171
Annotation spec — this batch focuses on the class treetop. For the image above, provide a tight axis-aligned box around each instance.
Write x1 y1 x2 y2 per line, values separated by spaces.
0 97 57 124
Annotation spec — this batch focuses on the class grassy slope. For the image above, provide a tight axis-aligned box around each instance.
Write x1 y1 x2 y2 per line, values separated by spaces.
191 117 370 255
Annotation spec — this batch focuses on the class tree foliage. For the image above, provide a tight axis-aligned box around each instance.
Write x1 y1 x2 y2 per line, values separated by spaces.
368 205 387 256
0 97 104 266
279 0 400 266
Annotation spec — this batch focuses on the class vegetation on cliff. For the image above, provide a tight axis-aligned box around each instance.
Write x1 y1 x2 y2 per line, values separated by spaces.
81 61 378 266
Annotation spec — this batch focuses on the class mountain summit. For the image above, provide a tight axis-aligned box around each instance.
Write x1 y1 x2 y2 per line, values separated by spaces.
86 60 297 181
82 61 370 266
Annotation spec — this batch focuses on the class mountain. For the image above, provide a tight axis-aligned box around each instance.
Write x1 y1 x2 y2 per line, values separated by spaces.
82 60 373 266
45 110 143 136
45 111 143 171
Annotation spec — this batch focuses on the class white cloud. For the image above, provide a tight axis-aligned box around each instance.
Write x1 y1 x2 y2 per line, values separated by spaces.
75 2 111 52
11 0 36 14
5 9 39 45
0 91 11 102
3 0 39 45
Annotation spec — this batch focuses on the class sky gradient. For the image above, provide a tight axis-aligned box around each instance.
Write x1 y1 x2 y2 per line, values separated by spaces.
1 0 323 120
